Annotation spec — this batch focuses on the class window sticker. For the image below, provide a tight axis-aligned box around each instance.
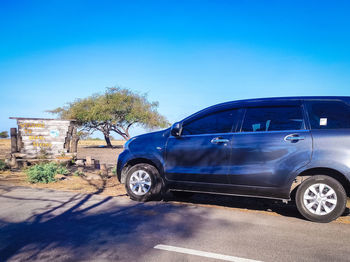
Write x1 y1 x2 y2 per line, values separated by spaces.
252 123 261 131
320 118 328 126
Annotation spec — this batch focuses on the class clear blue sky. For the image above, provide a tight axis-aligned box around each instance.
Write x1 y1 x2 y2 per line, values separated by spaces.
1 0 350 138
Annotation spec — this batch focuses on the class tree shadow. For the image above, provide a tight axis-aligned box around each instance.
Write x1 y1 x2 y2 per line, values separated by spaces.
0 186 222 261
81 145 123 149
66 166 122 196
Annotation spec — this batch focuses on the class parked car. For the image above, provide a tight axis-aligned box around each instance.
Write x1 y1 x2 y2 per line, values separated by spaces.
117 96 350 223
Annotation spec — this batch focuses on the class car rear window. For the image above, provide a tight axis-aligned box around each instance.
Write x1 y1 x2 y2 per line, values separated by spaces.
241 106 305 132
306 100 350 129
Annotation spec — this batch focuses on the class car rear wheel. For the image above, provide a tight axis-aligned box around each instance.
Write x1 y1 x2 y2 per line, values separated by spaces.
125 163 163 202
296 175 347 223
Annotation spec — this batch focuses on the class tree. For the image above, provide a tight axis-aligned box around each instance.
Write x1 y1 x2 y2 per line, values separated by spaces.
48 87 169 147
0 131 9 138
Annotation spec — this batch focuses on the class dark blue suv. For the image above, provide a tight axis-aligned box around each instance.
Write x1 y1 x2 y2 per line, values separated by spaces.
117 97 350 222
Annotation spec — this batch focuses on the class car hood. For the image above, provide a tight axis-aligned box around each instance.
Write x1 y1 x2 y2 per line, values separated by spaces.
127 128 170 152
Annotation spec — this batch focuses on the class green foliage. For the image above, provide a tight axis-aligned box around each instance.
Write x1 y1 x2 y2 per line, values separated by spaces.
0 160 8 171
0 131 9 138
73 170 84 177
26 162 69 184
112 166 117 175
77 131 90 140
48 87 169 142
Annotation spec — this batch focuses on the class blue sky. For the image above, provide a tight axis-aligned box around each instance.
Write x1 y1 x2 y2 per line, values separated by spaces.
1 0 350 138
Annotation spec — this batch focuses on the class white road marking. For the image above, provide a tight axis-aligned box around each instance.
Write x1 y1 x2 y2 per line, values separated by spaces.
154 244 262 262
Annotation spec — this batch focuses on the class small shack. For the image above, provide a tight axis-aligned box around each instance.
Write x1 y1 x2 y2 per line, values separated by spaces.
9 117 78 166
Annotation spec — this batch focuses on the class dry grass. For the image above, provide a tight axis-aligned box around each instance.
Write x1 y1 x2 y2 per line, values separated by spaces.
78 140 125 147
0 169 126 197
0 138 125 152
0 139 10 147
0 139 10 159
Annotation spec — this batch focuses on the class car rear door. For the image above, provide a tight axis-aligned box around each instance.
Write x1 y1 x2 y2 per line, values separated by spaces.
228 102 312 189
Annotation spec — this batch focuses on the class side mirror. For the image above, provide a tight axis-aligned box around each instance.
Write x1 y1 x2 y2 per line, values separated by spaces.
170 122 182 137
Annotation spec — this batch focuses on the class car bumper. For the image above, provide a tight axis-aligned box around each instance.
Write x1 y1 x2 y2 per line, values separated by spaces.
117 150 129 183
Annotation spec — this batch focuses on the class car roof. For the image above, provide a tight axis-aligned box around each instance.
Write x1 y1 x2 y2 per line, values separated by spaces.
182 96 350 122
222 96 350 104
213 96 350 108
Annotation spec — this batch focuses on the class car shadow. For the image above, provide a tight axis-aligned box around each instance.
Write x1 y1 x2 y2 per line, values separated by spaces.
164 192 350 220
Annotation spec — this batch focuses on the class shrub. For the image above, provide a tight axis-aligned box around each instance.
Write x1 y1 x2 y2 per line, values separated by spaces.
26 162 69 183
73 170 84 177
0 131 8 138
0 160 8 171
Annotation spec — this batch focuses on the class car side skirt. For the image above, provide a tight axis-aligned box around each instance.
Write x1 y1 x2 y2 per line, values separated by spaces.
167 181 291 200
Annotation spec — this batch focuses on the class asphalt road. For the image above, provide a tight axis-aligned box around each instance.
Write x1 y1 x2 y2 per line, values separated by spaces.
0 185 349 262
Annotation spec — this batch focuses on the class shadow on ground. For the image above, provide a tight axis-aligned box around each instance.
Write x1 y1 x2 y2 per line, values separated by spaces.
164 192 350 220
0 186 223 261
80 145 123 149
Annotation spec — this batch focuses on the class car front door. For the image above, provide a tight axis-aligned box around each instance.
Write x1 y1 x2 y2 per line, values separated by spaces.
165 108 241 184
228 104 313 190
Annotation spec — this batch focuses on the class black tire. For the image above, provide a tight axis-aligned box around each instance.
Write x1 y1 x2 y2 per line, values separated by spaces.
125 163 163 202
296 175 347 223
171 191 194 199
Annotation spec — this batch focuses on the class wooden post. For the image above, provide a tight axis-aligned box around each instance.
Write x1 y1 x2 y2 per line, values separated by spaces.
17 129 22 152
100 164 107 171
100 164 108 177
94 160 100 169
86 156 93 166
10 128 18 153
71 127 79 153
64 125 74 152
10 155 18 169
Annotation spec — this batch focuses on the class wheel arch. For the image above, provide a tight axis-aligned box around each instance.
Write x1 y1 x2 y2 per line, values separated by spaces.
120 157 163 184
290 167 350 198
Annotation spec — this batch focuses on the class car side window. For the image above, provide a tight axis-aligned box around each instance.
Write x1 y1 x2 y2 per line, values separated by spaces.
181 109 240 135
306 100 350 129
241 106 304 132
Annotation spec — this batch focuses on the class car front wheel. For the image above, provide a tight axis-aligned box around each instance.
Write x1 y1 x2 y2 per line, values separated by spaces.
125 163 163 202
296 175 347 223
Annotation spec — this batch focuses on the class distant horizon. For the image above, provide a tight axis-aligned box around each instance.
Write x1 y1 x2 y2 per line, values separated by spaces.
1 1 350 139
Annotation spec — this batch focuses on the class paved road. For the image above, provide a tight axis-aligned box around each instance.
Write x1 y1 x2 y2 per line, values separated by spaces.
0 185 349 262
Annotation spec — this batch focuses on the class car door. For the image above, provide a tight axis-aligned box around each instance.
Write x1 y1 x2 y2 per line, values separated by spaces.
228 103 312 189
165 108 241 184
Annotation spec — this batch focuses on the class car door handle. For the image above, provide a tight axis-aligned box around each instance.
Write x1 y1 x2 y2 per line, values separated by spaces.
211 137 230 144
284 134 305 142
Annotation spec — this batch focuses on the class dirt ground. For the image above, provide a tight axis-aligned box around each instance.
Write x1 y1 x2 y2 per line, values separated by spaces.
77 140 124 166
0 139 127 196
77 146 123 166
0 139 10 159
0 169 127 197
